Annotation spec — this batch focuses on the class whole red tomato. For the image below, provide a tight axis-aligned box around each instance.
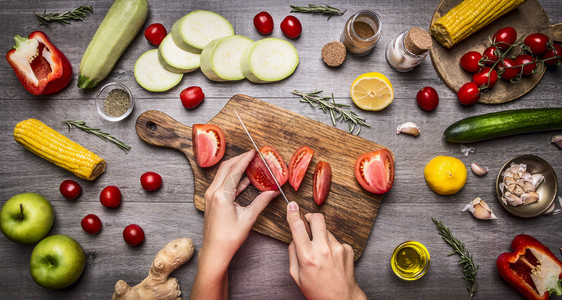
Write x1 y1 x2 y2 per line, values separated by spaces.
140 172 162 191
100 186 122 208
280 16 302 38
416 87 439 111
493 27 517 51
144 23 167 46
253 11 274 35
472 67 498 89
123 224 145 246
457 82 481 105
514 54 536 75
482 46 501 65
180 86 205 109
524 33 550 56
543 44 562 66
460 51 483 73
60 180 82 200
81 214 102 235
499 58 519 80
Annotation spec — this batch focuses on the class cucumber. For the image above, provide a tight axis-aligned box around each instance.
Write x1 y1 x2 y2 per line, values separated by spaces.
200 35 253 81
158 33 200 74
134 50 183 92
171 10 234 54
240 38 299 83
444 108 562 143
78 0 148 88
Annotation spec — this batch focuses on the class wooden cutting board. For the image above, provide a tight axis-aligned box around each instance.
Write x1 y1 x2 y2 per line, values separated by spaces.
135 94 391 261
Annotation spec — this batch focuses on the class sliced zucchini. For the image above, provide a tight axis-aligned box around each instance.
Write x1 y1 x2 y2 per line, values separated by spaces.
134 49 183 92
158 33 200 74
240 38 299 83
200 35 253 81
171 10 234 54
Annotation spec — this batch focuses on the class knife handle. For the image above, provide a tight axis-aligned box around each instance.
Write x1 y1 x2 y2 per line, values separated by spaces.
299 210 313 240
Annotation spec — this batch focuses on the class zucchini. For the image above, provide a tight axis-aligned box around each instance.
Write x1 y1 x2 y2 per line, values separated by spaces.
158 33 200 74
444 108 562 143
240 38 299 83
200 35 253 81
134 50 183 92
78 0 148 88
171 10 234 54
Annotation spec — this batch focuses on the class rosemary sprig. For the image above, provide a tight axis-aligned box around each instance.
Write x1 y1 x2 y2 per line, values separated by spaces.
36 5 93 26
432 218 479 300
64 120 131 153
290 4 346 20
292 89 370 135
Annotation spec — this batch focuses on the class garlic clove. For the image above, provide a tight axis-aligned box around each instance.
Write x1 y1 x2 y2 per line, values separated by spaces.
471 163 488 176
505 192 523 206
513 185 525 196
463 197 497 220
504 176 516 186
506 184 516 192
552 135 562 149
396 122 419 136
531 174 544 191
521 192 540 204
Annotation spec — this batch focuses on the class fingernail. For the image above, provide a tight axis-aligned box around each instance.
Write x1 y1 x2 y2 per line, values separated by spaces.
288 201 298 211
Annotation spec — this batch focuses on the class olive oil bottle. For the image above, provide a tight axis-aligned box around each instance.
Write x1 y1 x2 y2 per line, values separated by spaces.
391 241 430 280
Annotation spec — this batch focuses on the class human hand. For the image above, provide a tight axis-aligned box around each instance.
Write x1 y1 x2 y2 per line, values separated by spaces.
286 201 366 300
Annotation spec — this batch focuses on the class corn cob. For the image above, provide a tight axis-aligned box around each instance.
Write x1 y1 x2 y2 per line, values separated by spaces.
13 119 106 181
430 0 527 48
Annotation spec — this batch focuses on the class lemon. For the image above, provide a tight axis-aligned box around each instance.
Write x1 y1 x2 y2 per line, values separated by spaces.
350 72 394 111
424 156 467 195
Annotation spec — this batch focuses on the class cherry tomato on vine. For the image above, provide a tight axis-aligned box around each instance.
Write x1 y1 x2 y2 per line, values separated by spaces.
457 82 481 105
140 172 162 191
416 87 439 111
123 224 144 246
81 214 102 235
460 51 483 73
482 46 501 65
472 67 498 89
253 11 274 35
498 58 519 80
514 54 536 75
100 186 122 208
280 16 302 38
60 180 82 200
144 23 167 46
180 86 205 109
492 27 517 51
524 33 550 56
543 44 562 66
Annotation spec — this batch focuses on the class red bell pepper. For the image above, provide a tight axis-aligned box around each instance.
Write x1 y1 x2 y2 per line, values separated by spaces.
6 31 72 95
497 234 562 300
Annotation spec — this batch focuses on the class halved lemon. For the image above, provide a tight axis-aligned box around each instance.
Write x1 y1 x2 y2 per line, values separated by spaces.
350 72 394 111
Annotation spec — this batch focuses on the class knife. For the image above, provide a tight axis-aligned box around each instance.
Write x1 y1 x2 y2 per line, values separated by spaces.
234 109 312 239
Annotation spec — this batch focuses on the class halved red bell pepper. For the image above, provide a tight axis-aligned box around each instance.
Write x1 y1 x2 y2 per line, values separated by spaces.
497 234 562 300
6 31 72 95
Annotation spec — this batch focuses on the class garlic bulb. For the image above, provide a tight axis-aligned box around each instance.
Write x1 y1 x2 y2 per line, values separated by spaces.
471 163 488 176
396 122 419 136
463 197 497 220
500 163 544 207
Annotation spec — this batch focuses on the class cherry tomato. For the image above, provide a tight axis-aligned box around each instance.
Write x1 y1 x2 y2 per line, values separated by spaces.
543 44 562 66
81 214 102 235
280 15 302 39
460 51 483 73
482 46 501 66
140 172 162 191
457 82 481 105
514 54 536 75
416 87 439 111
246 145 288 191
180 86 205 109
123 224 144 246
192 124 226 168
493 27 517 51
288 146 315 191
144 23 167 46
524 33 550 56
253 11 274 35
472 67 498 89
313 161 332 205
59 180 82 200
354 149 394 194
498 58 519 80
100 186 122 208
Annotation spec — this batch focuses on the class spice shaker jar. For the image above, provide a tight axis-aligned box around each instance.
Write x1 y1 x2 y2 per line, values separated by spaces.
386 27 431 72
341 10 382 56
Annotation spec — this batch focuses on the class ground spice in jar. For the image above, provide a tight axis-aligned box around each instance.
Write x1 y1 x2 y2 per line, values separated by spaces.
104 89 130 117
353 21 375 39
321 41 347 67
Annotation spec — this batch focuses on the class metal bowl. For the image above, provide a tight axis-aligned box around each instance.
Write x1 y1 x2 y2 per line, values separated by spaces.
496 155 558 218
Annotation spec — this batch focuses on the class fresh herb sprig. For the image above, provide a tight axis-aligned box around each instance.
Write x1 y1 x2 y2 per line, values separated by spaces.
292 89 370 135
36 5 93 26
290 4 346 20
432 218 479 300
64 120 131 153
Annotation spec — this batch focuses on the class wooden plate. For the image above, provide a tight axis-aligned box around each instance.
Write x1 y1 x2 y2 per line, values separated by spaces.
429 0 556 104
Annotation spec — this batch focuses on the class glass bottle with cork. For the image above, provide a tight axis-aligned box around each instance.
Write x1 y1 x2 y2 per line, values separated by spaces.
341 10 382 56
386 27 432 72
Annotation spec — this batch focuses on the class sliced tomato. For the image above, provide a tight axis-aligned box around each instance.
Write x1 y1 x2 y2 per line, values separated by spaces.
313 161 332 205
354 149 394 194
246 145 288 191
288 146 315 191
192 124 226 168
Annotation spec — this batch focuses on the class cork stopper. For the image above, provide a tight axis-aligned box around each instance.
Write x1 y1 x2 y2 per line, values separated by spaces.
321 41 347 67
404 27 431 55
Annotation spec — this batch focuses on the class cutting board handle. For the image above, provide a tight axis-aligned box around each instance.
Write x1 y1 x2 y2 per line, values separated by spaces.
135 110 194 159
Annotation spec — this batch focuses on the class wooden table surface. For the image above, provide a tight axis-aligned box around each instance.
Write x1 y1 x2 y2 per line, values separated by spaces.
1 0 561 299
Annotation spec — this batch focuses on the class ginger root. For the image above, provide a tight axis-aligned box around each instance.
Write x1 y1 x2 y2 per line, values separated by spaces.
112 238 195 300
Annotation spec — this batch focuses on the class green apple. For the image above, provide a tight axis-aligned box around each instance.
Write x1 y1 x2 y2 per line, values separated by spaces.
30 234 86 290
0 192 54 244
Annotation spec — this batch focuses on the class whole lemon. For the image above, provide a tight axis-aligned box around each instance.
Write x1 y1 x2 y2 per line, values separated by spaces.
424 156 467 195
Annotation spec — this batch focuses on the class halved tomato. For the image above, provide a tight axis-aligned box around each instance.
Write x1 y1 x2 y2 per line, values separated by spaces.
354 149 394 194
246 145 288 191
288 146 315 191
313 161 332 205
192 124 226 168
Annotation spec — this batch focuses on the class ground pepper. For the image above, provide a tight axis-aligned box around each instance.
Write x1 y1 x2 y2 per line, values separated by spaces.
104 89 130 117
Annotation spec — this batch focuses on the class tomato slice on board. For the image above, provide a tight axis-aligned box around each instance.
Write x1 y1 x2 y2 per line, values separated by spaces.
246 145 288 191
288 146 315 191
192 124 226 168
354 149 395 194
313 161 332 205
